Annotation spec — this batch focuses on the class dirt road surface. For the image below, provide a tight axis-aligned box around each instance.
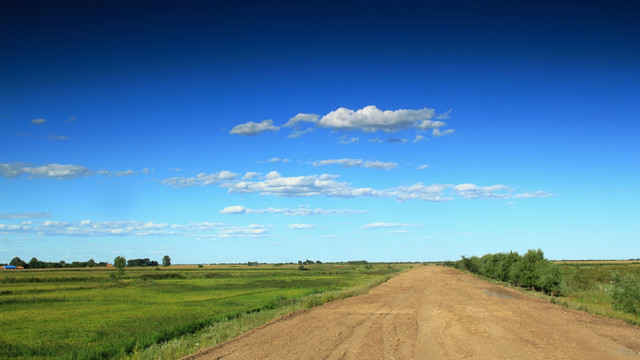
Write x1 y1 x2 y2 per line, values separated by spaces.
184 266 640 359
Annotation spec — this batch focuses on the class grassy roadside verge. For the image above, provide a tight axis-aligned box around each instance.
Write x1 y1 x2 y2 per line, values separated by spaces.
124 269 410 360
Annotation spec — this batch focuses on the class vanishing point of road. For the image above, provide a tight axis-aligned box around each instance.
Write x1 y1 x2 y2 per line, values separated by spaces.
184 266 640 359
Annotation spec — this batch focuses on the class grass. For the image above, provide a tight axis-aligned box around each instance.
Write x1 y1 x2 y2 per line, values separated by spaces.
126 272 400 360
554 262 640 326
0 263 409 360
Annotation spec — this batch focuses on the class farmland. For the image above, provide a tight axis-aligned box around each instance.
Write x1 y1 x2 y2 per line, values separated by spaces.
0 263 408 360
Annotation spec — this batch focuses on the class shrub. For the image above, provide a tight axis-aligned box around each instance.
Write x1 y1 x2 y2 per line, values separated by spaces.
609 272 640 316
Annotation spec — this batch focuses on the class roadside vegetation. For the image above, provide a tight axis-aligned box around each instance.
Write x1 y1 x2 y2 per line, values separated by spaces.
445 250 640 326
0 262 408 360
444 249 562 295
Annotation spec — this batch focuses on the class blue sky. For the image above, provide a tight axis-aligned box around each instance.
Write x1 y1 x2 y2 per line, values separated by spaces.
1 0 638 263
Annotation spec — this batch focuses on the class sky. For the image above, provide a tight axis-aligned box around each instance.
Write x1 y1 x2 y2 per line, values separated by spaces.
1 0 638 264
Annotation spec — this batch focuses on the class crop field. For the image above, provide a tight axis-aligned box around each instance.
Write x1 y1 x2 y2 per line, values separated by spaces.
0 263 407 360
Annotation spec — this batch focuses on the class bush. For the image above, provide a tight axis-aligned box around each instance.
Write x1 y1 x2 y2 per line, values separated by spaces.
609 272 640 316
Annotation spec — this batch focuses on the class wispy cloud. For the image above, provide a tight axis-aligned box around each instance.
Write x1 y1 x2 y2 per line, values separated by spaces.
433 128 455 137
312 158 397 170
230 119 279 135
218 224 270 238
0 212 51 219
162 169 552 202
0 219 271 239
0 163 91 180
0 163 150 180
263 157 290 163
362 222 407 229
221 171 385 198
31 118 46 125
288 223 315 230
49 134 70 140
337 135 359 144
220 205 366 216
284 113 319 127
416 164 429 170
162 170 238 188
413 134 427 143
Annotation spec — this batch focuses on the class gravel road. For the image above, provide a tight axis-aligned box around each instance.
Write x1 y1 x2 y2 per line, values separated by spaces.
183 266 640 359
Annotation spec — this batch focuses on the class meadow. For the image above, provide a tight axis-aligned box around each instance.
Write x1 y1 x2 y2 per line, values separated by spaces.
0 263 408 360
554 261 640 325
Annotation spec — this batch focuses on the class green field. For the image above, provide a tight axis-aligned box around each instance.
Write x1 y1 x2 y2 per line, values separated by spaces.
0 263 408 360
555 261 640 325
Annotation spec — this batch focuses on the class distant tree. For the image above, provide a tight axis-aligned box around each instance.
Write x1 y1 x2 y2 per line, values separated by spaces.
28 257 41 269
162 255 171 266
10 257 26 267
87 259 96 267
114 256 126 277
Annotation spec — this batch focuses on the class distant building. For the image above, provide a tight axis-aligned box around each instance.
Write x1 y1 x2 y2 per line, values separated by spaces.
1 265 17 270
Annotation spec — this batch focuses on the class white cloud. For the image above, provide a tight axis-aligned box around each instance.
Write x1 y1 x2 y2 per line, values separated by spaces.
161 170 238 188
49 134 70 140
318 105 436 132
393 183 453 202
453 184 510 199
230 119 279 135
369 138 383 143
312 158 397 170
0 163 91 180
413 134 427 143
513 191 554 198
416 120 446 130
416 164 429 170
433 128 455 137
284 113 319 127
243 171 261 180
220 205 247 214
362 222 408 229
436 109 452 119
288 223 315 230
0 212 51 219
264 157 290 163
337 135 359 144
218 224 269 238
387 137 408 143
220 206 366 216
0 219 256 238
222 172 385 198
0 163 150 180
113 169 135 176
288 128 316 138
385 230 409 234
31 118 46 125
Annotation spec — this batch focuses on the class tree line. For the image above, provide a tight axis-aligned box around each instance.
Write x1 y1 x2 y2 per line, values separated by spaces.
4 255 172 269
444 249 563 295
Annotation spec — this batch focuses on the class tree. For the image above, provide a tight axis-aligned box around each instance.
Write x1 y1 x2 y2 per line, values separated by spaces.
162 255 171 267
114 256 126 278
10 257 26 267
29 257 41 269
87 259 96 267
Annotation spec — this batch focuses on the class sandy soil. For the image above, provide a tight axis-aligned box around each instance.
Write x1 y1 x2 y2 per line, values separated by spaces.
183 266 640 359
